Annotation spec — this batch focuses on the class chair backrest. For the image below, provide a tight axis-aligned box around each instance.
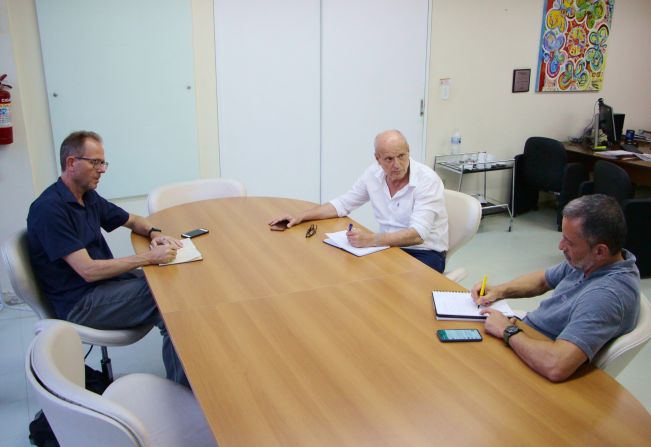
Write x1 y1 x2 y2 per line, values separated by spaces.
1 229 56 319
443 189 482 259
26 321 147 446
522 137 567 191
593 293 651 377
147 178 246 214
592 160 634 205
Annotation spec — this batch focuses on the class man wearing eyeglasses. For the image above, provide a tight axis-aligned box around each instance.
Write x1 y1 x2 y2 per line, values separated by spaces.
269 129 449 272
27 130 189 386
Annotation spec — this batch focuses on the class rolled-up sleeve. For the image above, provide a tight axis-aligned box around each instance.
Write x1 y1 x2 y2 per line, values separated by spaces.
409 175 443 241
329 173 371 217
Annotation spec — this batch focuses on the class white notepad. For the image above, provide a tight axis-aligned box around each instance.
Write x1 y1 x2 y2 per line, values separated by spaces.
158 238 203 266
432 290 515 321
323 230 390 257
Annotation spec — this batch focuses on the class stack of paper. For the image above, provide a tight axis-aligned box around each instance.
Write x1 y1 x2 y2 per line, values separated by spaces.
324 230 390 257
597 150 636 159
432 290 515 321
159 238 203 266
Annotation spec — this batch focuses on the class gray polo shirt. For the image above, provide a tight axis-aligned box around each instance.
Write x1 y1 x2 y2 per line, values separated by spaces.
524 250 640 361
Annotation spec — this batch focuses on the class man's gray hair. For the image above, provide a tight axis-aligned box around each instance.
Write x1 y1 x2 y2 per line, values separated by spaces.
60 131 102 171
562 194 626 255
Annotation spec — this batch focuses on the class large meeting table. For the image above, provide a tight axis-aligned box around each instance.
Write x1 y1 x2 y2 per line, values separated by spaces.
133 196 651 446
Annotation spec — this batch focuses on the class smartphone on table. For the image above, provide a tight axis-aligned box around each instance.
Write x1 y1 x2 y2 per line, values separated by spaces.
181 228 209 238
437 329 483 342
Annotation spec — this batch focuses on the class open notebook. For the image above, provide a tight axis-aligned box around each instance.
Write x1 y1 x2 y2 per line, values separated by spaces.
432 290 515 321
159 238 203 266
324 230 390 257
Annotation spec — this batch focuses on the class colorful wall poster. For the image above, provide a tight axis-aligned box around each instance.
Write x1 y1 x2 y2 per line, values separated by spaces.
536 0 615 92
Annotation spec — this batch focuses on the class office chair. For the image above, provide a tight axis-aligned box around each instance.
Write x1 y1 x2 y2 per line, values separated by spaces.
593 293 651 377
147 178 246 214
442 189 482 282
579 160 634 204
1 230 152 380
513 137 587 230
26 321 217 447
578 160 649 277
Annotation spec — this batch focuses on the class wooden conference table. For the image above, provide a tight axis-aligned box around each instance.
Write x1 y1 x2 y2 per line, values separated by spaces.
565 141 651 187
133 197 651 446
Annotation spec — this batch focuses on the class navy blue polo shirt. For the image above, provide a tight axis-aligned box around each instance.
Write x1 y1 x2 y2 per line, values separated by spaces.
27 178 129 318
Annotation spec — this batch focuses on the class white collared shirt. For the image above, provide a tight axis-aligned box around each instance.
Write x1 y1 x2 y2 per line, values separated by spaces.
329 159 448 252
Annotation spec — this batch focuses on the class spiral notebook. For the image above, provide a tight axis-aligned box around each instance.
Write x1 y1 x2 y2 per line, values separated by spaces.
432 290 515 321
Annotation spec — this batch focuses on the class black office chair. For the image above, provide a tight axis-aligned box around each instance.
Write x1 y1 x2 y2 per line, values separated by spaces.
513 137 587 230
579 160 634 204
579 160 650 277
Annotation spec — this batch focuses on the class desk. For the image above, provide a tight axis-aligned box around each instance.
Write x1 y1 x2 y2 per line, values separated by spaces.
133 197 651 446
565 142 651 187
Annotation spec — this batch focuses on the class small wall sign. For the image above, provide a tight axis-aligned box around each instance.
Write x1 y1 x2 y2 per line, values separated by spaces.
512 69 531 93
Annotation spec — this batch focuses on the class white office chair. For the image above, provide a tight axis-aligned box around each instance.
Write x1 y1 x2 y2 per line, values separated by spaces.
593 292 651 377
442 189 482 282
1 230 152 380
147 178 246 214
26 321 217 447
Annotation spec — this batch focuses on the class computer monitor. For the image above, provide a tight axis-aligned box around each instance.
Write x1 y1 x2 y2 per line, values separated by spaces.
594 98 617 147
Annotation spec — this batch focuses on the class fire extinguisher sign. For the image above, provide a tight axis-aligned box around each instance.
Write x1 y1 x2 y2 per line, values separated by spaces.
0 101 11 126
0 73 13 145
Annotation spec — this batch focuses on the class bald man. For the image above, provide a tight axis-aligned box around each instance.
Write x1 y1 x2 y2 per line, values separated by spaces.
269 130 449 272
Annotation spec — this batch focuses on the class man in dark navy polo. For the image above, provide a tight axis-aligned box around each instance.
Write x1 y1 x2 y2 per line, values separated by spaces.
27 130 189 386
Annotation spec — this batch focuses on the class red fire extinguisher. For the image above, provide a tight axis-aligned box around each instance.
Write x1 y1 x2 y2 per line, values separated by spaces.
0 74 13 145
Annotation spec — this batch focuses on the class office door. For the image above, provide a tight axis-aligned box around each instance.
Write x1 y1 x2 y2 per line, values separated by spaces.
215 0 429 216
214 0 321 202
321 0 429 229
36 0 199 199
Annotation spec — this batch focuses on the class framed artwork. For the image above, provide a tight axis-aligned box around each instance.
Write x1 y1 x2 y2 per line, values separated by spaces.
512 69 531 93
535 0 615 92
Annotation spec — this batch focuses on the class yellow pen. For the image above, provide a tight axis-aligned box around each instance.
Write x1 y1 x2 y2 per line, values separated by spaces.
478 275 487 308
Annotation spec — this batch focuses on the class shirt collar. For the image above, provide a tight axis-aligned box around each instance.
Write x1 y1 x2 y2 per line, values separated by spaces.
55 177 96 206
573 249 639 279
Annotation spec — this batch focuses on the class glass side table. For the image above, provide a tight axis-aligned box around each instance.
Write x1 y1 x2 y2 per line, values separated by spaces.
434 152 515 231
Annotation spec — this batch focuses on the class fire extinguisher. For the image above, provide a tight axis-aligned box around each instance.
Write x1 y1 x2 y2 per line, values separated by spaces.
0 74 13 145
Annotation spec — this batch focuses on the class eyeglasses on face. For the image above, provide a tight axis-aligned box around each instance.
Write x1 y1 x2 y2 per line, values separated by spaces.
305 224 317 238
76 157 109 169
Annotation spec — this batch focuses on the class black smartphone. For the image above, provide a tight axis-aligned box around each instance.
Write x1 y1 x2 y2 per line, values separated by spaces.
437 329 483 343
269 219 289 231
181 228 209 238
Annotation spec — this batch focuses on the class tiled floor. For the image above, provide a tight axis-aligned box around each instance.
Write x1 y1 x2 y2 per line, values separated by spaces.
1 207 649 446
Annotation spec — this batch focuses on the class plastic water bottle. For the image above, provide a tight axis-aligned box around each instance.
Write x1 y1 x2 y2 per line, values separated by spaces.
451 129 461 155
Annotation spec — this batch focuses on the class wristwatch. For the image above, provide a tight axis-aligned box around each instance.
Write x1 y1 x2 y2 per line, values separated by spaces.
147 227 162 238
503 325 523 347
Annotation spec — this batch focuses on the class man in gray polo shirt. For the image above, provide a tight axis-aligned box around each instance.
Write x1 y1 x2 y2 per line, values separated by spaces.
471 194 640 382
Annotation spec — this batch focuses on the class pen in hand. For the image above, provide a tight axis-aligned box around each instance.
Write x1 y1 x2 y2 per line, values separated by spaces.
478 274 487 308
348 223 353 232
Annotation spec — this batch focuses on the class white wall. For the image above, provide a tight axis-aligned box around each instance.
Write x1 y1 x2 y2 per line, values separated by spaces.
1 0 651 292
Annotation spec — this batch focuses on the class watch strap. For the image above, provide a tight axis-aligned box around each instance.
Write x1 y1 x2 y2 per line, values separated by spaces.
148 227 162 238
503 325 522 347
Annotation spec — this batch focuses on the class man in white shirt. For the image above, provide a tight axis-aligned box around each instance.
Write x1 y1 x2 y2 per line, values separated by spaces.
269 129 449 271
